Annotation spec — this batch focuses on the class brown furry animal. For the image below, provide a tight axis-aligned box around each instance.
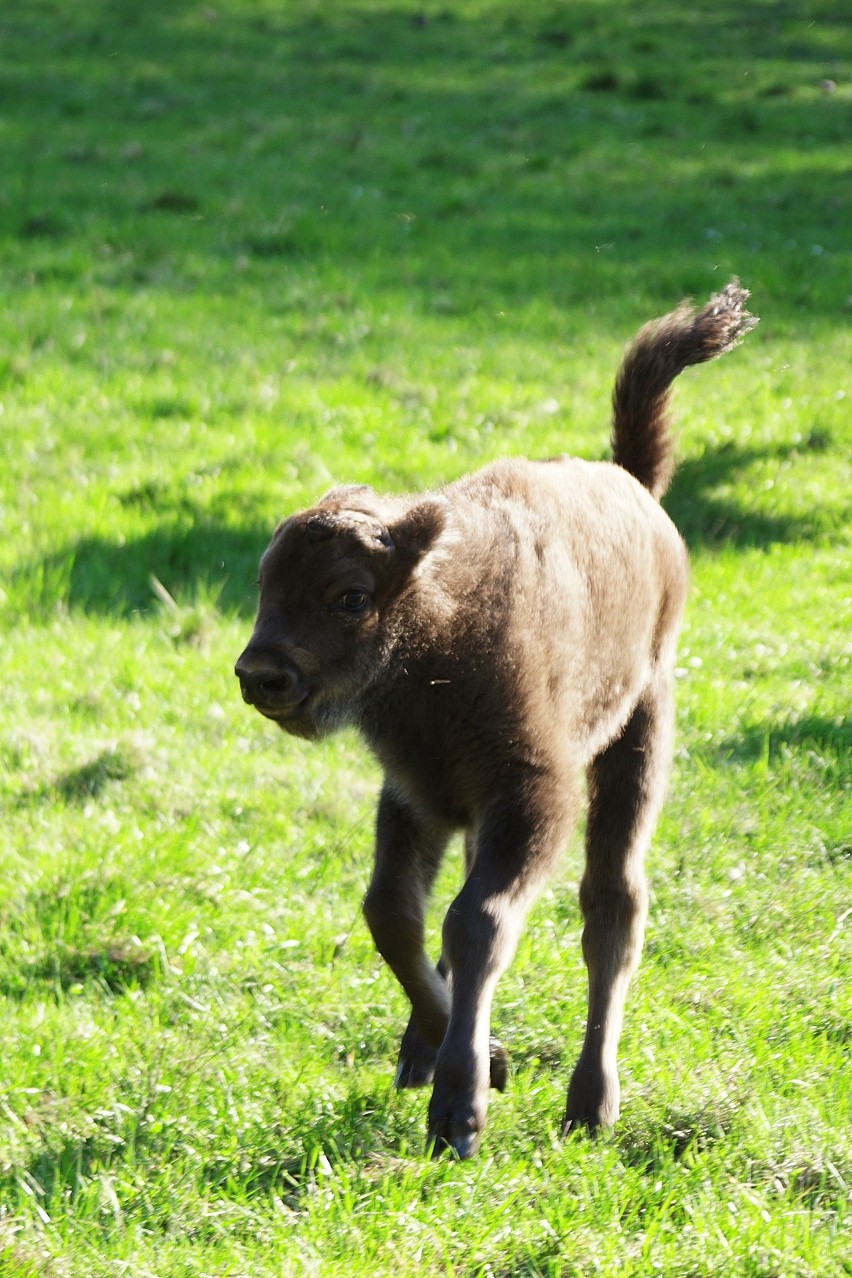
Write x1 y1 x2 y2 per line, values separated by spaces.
235 281 757 1158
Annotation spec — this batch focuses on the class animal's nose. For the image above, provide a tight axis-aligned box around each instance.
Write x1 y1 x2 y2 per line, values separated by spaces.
234 649 307 708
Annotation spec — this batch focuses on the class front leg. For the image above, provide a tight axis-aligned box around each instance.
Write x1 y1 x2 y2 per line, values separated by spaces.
395 830 509 1092
428 779 574 1158
396 954 510 1092
394 957 447 1089
362 784 452 1057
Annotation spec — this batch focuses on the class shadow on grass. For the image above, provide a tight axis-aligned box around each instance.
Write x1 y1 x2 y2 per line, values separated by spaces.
0 864 160 998
2 2 844 623
663 440 819 550
0 923 159 998
2 1083 403 1230
200 1087 406 1202
717 713 851 764
10 435 819 620
52 746 137 800
6 938 158 998
616 1097 741 1168
10 519 267 620
0 1 847 323
11 745 141 816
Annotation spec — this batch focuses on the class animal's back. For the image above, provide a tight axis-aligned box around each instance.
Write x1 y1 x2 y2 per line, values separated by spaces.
434 455 689 765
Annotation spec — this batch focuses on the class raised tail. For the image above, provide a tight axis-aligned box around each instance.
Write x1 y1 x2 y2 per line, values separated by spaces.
611 278 758 500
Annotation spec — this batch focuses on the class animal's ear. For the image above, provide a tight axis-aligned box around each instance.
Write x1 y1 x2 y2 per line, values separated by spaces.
388 498 447 562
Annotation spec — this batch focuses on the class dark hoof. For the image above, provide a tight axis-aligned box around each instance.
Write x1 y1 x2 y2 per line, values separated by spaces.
394 1022 438 1089
428 1125 483 1161
427 1093 485 1160
562 1061 620 1137
426 1052 492 1160
561 1112 604 1139
488 1036 509 1092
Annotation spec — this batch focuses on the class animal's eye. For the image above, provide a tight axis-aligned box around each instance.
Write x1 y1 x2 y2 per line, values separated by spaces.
338 589 369 614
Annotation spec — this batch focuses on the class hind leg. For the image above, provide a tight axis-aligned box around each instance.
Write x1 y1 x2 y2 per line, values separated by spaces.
563 670 675 1133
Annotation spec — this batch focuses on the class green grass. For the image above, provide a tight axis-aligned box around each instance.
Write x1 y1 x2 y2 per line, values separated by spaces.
0 1 850 1274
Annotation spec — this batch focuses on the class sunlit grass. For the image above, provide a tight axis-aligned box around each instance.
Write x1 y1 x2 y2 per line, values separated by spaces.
0 1 849 1274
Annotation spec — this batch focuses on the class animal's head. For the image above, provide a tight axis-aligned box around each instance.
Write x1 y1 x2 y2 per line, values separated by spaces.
235 485 446 738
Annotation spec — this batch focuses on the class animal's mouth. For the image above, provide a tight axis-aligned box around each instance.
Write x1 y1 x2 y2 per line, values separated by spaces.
247 685 309 719
253 697 321 740
235 653 314 726
252 695 312 736
238 678 320 737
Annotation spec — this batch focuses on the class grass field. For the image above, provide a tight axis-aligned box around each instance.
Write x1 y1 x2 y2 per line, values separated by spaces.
1 1 850 1274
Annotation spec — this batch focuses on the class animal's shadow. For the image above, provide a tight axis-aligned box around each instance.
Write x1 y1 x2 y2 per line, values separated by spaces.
663 438 822 550
16 436 819 622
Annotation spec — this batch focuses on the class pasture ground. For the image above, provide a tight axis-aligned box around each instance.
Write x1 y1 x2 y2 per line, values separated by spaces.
0 2 849 1274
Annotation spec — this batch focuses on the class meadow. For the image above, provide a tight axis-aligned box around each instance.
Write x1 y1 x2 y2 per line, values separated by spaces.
0 1 849 1274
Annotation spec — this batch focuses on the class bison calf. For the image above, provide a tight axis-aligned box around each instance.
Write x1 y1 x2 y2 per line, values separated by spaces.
236 281 757 1158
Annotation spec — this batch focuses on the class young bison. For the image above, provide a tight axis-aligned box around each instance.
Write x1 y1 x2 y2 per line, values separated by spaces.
235 281 757 1158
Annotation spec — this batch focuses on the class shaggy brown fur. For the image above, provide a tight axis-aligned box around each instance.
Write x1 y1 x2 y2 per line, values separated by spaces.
236 280 757 1158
